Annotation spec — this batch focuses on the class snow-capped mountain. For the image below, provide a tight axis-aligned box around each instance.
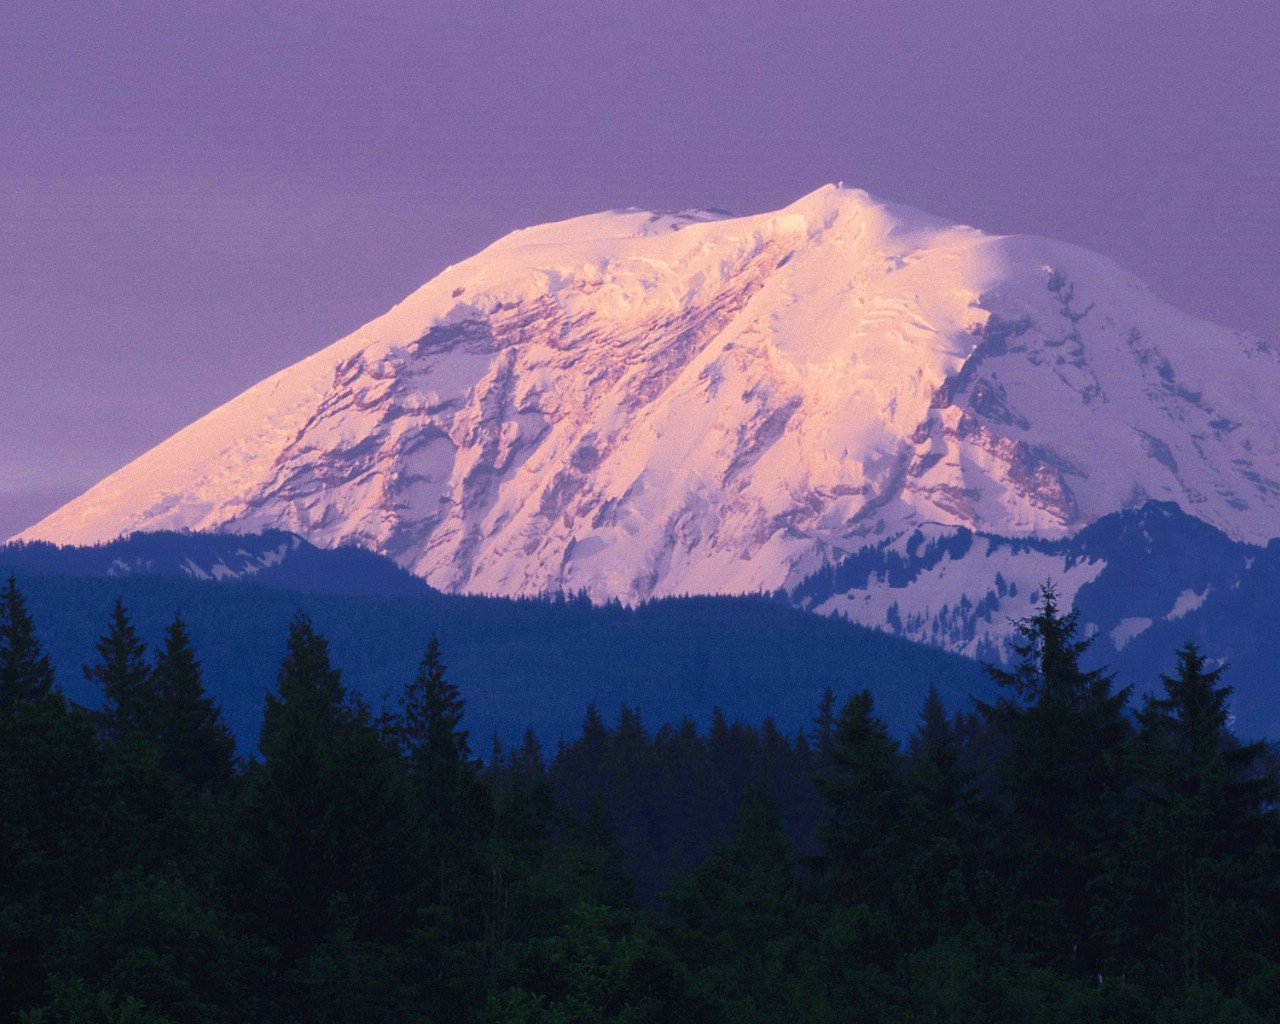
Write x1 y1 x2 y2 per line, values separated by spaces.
18 185 1280 606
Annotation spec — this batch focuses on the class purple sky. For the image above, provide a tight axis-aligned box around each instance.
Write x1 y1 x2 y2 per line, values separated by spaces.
3 0 1277 540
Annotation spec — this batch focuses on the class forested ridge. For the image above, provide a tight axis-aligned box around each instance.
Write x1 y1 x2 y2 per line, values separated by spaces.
2 576 1278 1023
0 554 993 748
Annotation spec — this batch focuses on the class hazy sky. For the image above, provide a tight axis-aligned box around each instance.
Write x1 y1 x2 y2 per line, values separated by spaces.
2 0 1277 539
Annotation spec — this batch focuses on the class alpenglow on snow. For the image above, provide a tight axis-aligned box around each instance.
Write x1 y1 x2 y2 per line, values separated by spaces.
19 185 1280 605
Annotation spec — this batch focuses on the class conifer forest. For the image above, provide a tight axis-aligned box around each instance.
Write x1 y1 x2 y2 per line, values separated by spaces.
2 575 1278 1023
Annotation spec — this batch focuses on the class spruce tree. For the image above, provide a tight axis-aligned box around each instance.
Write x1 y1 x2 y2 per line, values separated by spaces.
981 582 1132 977
555 702 611 817
510 725 545 784
1125 642 1280 994
397 635 470 785
815 689 903 911
264 610 345 736
810 686 838 773
150 614 236 789
395 637 491 924
667 781 801 1023
907 685 963 811
393 638 503 1021
0 579 103 1018
246 612 408 960
899 685 989 944
85 598 152 741
0 575 56 715
83 596 194 875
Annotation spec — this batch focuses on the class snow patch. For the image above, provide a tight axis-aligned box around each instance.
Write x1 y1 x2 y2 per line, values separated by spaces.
1111 617 1153 651
182 557 211 581
1166 586 1209 621
813 530 1107 660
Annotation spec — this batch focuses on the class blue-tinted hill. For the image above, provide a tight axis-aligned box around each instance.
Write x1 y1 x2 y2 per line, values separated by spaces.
1 530 429 596
0 532 994 753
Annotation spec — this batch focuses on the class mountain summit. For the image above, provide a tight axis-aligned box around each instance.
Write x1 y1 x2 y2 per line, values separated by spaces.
20 185 1280 602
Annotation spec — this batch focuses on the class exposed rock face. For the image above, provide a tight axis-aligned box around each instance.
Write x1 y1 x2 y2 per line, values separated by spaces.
19 186 1280 603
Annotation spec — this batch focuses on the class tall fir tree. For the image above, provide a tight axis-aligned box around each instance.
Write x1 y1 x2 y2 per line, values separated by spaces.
815 689 903 912
248 613 372 948
82 596 193 875
397 636 471 786
252 611 349 906
265 610 345 732
1123 642 1280 995
898 685 990 944
907 686 963 811
0 575 56 716
85 598 152 741
394 635 486 910
981 582 1132 977
809 686 838 774
394 638 509 1021
554 702 611 818
149 614 236 789
239 608 415 1020
666 780 803 1023
0 578 101 1018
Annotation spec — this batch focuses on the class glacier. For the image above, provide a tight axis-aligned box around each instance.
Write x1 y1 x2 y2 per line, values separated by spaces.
19 184 1280 614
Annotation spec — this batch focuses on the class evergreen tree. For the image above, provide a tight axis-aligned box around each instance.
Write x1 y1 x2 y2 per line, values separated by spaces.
809 690 915 1021
473 745 570 1006
554 702 611 817
395 637 488 921
266 611 346 731
26 609 252 1024
1124 643 1280 995
815 690 903 912
0 575 56 715
397 635 471 785
567 795 635 910
82 598 190 874
899 685 991 945
981 583 1132 977
908 685 962 810
810 687 838 764
666 781 803 1023
1141 643 1269 812
0 583 105 1019
510 726 546 784
85 598 153 741
149 614 236 789
242 612 409 967
605 705 662 894
0 697 106 1021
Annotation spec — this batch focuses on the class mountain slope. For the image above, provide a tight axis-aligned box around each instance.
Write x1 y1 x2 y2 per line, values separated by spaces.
0 530 431 596
793 501 1247 659
14 519 1280 740
19 185 1280 602
0 547 994 748
793 501 1280 736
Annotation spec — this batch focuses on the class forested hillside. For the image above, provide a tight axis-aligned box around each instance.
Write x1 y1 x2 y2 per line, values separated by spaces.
0 553 993 746
2 577 1278 1022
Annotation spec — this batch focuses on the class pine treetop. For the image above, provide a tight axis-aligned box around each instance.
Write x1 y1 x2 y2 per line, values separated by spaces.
0 575 56 714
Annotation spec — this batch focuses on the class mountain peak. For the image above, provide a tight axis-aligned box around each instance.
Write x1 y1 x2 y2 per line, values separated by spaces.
20 188 1280 604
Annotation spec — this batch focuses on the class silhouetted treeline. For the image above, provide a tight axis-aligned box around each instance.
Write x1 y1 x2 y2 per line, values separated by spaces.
1 576 1278 1022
